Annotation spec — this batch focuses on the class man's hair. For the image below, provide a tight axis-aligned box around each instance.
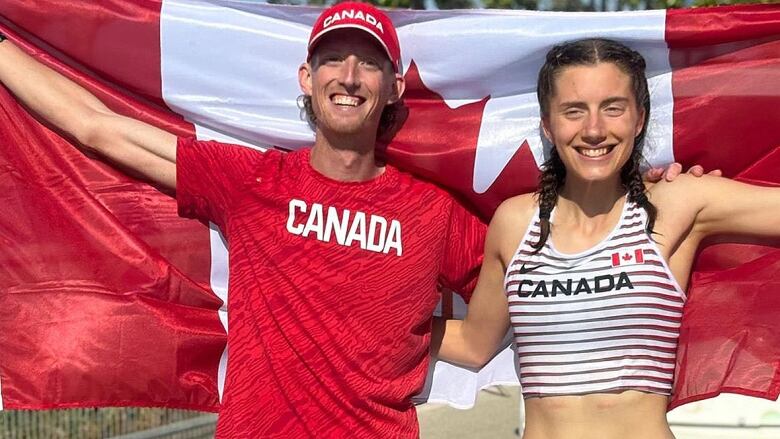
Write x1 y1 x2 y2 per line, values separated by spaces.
532 38 656 252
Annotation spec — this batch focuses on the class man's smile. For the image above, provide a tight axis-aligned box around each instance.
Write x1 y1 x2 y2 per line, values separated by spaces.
331 94 364 107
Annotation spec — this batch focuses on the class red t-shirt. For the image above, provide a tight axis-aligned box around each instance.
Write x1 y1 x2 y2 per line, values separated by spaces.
176 138 485 438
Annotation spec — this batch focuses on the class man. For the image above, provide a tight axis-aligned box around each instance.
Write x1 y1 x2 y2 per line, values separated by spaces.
0 2 708 437
0 3 484 437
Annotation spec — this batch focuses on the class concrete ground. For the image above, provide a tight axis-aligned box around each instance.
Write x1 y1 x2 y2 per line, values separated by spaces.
416 388 780 439
417 386 522 439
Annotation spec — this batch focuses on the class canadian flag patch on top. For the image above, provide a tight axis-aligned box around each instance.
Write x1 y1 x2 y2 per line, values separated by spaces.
611 249 645 267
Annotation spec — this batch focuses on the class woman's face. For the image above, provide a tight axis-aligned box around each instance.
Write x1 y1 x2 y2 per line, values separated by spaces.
542 62 645 184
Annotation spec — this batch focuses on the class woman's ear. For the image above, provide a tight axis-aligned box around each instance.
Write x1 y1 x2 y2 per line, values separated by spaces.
635 107 647 138
541 117 553 144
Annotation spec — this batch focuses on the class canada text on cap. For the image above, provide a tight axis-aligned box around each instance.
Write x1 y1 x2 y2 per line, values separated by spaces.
308 2 402 74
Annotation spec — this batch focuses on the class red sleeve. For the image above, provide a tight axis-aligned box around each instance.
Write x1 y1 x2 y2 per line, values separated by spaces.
176 137 265 228
439 199 487 303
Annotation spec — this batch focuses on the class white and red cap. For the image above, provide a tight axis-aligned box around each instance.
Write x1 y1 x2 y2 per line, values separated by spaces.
308 2 402 73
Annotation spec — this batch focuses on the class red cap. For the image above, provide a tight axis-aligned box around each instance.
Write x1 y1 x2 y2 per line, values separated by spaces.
308 2 402 73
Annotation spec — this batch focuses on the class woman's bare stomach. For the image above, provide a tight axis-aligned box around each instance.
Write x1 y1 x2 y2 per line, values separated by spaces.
522 391 674 439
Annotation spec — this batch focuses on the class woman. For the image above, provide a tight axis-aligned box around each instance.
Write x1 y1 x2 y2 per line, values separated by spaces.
434 38 780 439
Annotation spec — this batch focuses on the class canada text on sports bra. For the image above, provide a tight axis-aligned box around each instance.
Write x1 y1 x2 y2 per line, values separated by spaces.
515 272 634 298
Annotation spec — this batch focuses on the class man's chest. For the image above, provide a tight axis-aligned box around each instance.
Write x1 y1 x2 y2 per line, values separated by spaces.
223 184 451 303
284 197 405 257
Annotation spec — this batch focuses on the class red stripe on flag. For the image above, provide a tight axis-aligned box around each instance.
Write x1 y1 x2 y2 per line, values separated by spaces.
666 4 780 178
0 0 192 136
0 0 164 105
0 2 221 411
665 4 780 409
0 83 222 411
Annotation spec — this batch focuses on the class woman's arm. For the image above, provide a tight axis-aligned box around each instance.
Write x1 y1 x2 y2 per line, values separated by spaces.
0 38 177 189
432 197 532 368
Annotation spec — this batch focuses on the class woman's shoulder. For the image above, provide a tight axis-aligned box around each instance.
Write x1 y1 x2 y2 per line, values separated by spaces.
490 193 537 231
485 194 538 260
646 174 727 241
648 173 704 204
496 193 536 215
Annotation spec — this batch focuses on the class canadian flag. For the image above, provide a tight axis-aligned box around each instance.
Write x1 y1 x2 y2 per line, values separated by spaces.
612 249 646 267
0 1 778 412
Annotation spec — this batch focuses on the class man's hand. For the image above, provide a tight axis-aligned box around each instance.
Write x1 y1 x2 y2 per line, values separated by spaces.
644 163 723 183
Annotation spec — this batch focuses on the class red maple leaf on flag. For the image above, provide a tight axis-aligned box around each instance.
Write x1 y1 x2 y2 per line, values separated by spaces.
382 61 541 220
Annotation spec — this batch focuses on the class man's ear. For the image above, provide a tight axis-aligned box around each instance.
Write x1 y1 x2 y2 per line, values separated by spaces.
388 73 405 105
299 62 313 95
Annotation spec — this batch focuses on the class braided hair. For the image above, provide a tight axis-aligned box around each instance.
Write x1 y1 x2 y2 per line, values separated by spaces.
532 38 656 252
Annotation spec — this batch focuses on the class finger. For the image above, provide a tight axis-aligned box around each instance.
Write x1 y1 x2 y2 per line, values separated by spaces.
708 169 723 177
687 165 704 177
644 168 664 182
664 163 683 181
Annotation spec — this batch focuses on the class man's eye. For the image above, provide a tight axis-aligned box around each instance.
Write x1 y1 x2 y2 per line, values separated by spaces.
605 106 625 115
564 109 583 118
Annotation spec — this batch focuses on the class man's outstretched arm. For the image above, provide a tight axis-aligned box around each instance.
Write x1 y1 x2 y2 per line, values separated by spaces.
0 36 177 190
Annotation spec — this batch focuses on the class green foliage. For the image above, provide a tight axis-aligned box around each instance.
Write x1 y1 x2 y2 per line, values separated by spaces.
693 0 778 6
373 0 472 9
374 0 426 9
267 0 310 5
435 0 476 9
482 0 539 9
610 0 772 10
551 0 592 10
269 0 776 10
268 0 427 9
479 0 775 10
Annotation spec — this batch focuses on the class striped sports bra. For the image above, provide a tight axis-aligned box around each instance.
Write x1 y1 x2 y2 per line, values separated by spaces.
504 199 686 398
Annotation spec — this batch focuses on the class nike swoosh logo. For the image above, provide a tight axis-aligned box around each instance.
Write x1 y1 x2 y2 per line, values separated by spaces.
519 263 544 275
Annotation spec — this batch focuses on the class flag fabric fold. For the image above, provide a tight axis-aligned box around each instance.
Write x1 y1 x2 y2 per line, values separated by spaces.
0 0 778 412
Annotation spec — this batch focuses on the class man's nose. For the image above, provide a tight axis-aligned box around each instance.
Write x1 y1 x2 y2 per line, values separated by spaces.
338 56 361 92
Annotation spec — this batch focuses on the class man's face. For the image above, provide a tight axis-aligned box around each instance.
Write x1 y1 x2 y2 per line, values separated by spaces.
299 29 404 138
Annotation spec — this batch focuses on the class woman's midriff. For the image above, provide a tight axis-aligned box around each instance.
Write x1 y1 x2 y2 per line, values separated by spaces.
522 391 674 439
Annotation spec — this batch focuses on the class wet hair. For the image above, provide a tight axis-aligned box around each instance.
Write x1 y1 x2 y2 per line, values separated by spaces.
299 94 401 140
533 38 656 252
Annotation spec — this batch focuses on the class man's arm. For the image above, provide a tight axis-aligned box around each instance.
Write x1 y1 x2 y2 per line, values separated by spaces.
0 37 177 189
